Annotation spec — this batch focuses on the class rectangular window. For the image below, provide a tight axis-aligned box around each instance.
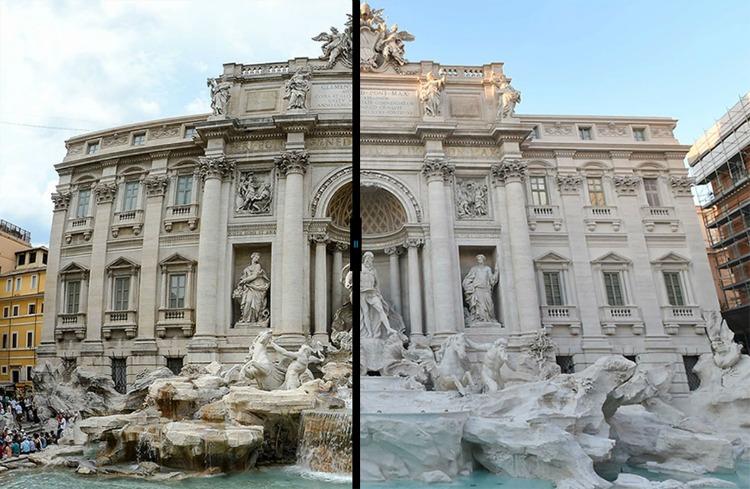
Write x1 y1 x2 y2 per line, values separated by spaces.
29 251 36 264
2 308 7 318
77 189 91 218
531 125 541 139
40 302 44 313
42 253 47 265
169 273 186 309
17 254 25 266
86 141 99 155
15 277 22 290
0 366 5 374
12 305 19 317
11 370 19 383
543 271 564 306
529 176 549 206
603 271 625 306
113 276 130 311
587 177 606 206
11 333 17 349
175 175 193 205
27 303 35 315
1 335 6 349
633 128 646 141
166 356 184 376
26 331 33 348
5 279 11 292
555 355 575 374
682 355 701 391
663 271 686 306
26 366 32 381
122 181 139 211
132 133 146 146
65 280 81 314
184 127 196 139
643 178 660 207
30 275 37 289
111 358 127 394
728 157 747 183
579 126 593 140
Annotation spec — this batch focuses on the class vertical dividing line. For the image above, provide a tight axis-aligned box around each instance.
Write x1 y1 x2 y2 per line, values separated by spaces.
350 0 361 484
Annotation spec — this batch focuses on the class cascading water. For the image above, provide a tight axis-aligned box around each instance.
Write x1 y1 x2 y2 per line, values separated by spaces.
296 409 352 475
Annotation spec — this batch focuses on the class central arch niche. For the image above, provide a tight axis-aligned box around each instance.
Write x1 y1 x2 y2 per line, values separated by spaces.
360 185 407 237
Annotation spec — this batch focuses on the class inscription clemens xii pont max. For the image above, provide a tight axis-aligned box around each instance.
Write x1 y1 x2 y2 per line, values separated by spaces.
361 88 419 117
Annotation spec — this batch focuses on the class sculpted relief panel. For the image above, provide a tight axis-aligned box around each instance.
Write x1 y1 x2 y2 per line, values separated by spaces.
455 179 489 219
235 170 273 215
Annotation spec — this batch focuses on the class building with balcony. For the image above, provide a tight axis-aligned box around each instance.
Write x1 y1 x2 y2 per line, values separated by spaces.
0 243 47 395
38 15 353 390
359 5 718 394
688 93 750 351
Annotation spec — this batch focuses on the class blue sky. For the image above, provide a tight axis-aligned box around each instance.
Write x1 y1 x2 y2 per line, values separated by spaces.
1 0 748 246
377 0 749 143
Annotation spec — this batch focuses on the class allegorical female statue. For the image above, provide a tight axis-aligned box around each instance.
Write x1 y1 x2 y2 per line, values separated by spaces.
419 72 445 117
462 254 499 324
283 69 311 110
232 252 271 327
360 251 400 339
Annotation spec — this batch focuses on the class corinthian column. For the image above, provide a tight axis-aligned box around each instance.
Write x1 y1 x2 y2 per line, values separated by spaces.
311 233 329 344
384 246 402 313
331 243 346 315
491 160 541 333
190 156 234 361
275 150 309 346
422 157 458 338
404 238 424 338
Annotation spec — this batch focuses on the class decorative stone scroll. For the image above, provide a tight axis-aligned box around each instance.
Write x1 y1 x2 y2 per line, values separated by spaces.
274 150 310 176
544 123 574 137
421 157 454 182
613 175 641 195
490 160 528 184
669 175 694 196
359 3 414 71
198 155 235 181
143 175 170 198
235 170 273 215
93 182 118 204
556 173 583 194
455 179 489 219
51 192 72 211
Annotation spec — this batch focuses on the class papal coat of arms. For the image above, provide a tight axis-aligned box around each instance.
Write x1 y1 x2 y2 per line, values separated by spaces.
359 3 414 71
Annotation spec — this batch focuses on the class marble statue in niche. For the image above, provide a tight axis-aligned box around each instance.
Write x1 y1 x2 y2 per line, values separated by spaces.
236 171 272 214
455 180 488 219
208 77 231 116
360 251 402 339
284 69 312 110
232 252 271 327
462 254 499 324
419 72 445 117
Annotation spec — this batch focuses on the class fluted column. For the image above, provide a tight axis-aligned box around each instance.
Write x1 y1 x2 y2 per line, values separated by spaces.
275 150 309 345
312 233 329 343
491 160 541 333
384 247 402 313
38 191 71 359
190 156 234 359
422 157 458 338
404 238 424 338
331 243 346 314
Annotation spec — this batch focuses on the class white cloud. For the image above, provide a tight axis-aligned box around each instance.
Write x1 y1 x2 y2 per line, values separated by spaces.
0 0 349 244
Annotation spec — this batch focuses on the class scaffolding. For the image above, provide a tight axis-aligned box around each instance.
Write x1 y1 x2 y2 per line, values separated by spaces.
689 93 750 316
0 220 31 244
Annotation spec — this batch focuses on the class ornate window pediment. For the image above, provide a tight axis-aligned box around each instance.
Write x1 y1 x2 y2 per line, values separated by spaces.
592 252 631 266
651 252 690 266
160 253 196 270
535 251 571 266
59 262 89 277
106 257 140 274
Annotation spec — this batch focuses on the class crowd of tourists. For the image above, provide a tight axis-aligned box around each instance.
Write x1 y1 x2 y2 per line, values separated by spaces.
0 428 60 458
0 395 40 424
0 393 76 459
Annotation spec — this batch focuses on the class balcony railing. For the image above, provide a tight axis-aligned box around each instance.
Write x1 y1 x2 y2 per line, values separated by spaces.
599 305 644 335
583 206 622 232
164 203 199 232
640 206 680 232
661 305 704 335
55 313 87 340
540 305 581 334
112 209 144 237
526 205 563 231
65 216 94 243
103 310 137 339
156 308 195 338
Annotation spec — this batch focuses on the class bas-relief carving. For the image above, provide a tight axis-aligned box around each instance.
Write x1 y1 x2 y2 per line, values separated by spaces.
650 125 673 138
284 69 312 110
232 252 271 328
66 143 84 156
455 179 489 219
208 77 231 116
235 170 273 215
596 123 628 137
419 72 446 117
150 125 181 139
544 123 574 136
359 3 414 71
101 133 129 148
462 254 499 325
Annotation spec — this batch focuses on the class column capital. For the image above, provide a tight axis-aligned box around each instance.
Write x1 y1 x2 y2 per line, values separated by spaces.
143 174 170 198
556 173 583 195
490 159 527 185
198 155 235 181
669 175 695 197
51 191 72 211
421 157 454 182
384 246 403 256
309 232 329 244
403 237 424 248
334 242 349 252
274 150 310 176
93 182 118 204
613 175 641 196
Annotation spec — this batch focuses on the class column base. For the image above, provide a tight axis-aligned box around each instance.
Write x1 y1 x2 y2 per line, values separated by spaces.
273 332 307 349
80 340 104 356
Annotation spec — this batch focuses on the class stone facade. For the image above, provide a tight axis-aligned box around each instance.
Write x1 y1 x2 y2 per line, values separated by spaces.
38 18 352 389
359 5 718 395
